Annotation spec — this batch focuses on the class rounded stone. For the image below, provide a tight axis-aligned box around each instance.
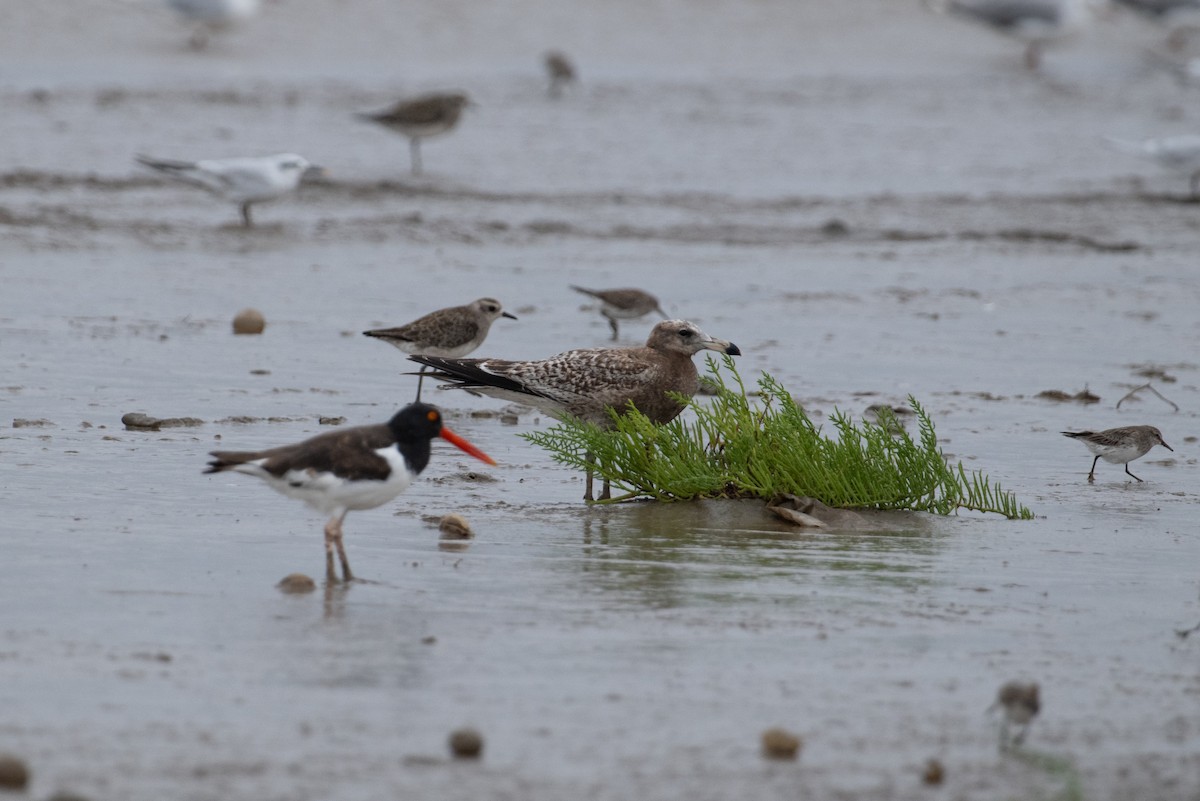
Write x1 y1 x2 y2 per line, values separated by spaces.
448 728 484 759
277 573 316 593
0 754 30 790
438 514 474 540
760 727 802 760
232 308 266 335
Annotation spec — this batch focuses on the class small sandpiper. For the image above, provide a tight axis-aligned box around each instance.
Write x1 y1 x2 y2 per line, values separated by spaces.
1061 425 1172 483
363 298 517 401
990 681 1040 747
543 50 577 98
355 92 471 176
570 285 667 341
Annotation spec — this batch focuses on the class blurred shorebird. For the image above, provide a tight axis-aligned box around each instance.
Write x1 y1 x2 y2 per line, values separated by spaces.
204 404 495 583
1114 0 1200 49
570 285 667 341
923 0 1096 70
990 681 1040 747
135 152 322 227
363 298 517 402
411 320 741 501
1062 425 1173 483
543 51 577 98
1103 134 1200 198
165 0 259 48
355 92 471 176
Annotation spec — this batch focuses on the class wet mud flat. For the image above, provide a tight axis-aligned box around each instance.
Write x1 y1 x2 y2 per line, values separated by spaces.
3 1 1200 799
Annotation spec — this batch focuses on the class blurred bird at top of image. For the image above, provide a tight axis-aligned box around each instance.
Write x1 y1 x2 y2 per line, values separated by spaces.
165 0 259 49
922 0 1101 71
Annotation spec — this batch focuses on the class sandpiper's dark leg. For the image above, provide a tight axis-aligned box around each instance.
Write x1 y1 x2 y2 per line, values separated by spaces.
409 138 423 176
1023 41 1041 72
605 314 619 341
323 517 340 582
1087 455 1100 483
240 202 253 227
1124 464 1144 482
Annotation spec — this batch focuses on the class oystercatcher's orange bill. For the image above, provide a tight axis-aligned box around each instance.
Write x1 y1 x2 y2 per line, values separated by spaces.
440 426 497 466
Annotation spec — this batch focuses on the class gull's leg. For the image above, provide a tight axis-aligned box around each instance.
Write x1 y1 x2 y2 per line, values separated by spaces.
599 477 611 501
1124 464 1144 483
584 450 595 502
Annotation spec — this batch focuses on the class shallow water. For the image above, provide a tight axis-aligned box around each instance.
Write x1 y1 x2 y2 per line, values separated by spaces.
2 1 1200 799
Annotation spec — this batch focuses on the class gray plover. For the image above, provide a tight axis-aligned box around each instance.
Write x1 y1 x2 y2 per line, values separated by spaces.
1062 425 1173 483
543 51 577 98
989 681 1040 747
410 319 741 501
363 298 517 402
1104 135 1200 199
570 285 667 341
135 153 321 227
355 92 471 176
924 0 1093 70
204 404 494 583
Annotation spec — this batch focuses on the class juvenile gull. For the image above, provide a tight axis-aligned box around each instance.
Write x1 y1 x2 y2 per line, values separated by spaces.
204 404 495 583
363 298 517 401
355 92 471 176
166 0 258 48
1103 134 1200 198
543 51 578 98
1062 425 1173 483
924 0 1095 69
570 285 667 341
410 319 741 501
135 152 321 227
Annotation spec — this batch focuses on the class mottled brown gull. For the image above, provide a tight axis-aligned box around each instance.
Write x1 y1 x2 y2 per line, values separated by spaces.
410 319 741 501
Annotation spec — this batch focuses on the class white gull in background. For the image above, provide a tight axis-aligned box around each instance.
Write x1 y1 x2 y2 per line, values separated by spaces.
410 320 741 501
1103 134 1200 197
135 153 322 227
923 0 1097 70
165 0 259 48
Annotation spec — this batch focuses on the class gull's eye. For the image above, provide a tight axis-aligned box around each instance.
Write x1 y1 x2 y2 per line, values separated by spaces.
679 328 694 338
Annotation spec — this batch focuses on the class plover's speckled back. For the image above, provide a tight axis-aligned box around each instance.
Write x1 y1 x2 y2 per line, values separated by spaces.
1062 425 1172 483
364 298 516 401
570 285 667 341
204 404 495 583
355 92 471 176
411 319 740 500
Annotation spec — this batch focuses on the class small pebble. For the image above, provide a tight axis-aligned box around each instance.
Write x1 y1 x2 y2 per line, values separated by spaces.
0 754 29 790
448 728 484 759
922 758 944 785
438 514 474 541
277 573 316 594
760 727 802 760
233 308 266 335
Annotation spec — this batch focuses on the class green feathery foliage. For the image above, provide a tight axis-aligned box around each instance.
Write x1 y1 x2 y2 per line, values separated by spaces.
522 356 1033 519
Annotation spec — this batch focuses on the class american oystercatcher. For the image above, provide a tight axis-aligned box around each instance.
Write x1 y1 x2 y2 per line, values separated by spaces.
410 319 740 501
204 404 495 582
363 298 517 402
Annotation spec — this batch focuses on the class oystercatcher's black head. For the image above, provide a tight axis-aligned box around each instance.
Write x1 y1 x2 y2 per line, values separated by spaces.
387 403 496 467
